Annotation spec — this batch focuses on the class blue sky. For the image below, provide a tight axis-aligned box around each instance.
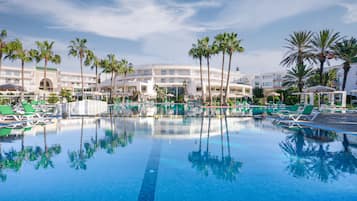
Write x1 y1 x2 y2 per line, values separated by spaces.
1 0 357 74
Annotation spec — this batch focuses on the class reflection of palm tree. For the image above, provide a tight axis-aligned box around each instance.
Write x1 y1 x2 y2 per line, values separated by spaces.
309 144 337 182
35 126 61 169
189 115 243 181
331 134 357 174
68 118 87 170
280 131 315 178
224 112 231 156
280 129 357 182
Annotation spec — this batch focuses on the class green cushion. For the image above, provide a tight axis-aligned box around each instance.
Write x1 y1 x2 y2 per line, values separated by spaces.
0 105 15 115
302 105 314 115
22 103 36 113
0 128 12 136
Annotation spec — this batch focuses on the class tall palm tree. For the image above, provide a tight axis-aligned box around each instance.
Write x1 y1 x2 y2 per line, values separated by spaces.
33 41 61 98
0 30 8 82
68 38 90 99
332 37 357 91
118 59 134 104
5 39 35 100
101 54 120 103
189 40 205 104
200 37 217 105
214 33 229 105
281 31 314 68
283 64 314 92
311 29 341 85
224 33 244 104
84 50 101 92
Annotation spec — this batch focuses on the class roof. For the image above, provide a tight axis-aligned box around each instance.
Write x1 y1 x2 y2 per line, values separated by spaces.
36 66 58 71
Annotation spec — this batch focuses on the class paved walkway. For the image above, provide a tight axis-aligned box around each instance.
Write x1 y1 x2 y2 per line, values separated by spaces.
307 113 357 132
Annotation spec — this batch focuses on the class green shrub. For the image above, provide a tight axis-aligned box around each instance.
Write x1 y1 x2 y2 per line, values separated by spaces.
48 93 59 104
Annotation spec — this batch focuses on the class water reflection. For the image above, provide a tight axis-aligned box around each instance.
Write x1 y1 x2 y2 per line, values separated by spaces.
68 117 134 170
0 126 61 182
188 110 243 182
280 127 357 182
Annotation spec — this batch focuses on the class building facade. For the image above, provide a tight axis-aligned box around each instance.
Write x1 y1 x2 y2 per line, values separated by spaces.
326 62 357 95
250 71 285 90
0 66 96 93
100 64 252 100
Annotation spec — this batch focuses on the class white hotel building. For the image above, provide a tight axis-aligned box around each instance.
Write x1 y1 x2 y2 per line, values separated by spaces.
0 65 96 93
251 71 286 91
326 62 357 95
101 64 253 100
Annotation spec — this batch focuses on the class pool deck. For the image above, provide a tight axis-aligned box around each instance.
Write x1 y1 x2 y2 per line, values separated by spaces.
302 113 357 133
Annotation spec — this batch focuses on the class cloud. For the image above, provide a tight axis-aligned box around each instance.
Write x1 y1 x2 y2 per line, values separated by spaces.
1 0 217 40
205 0 338 30
340 2 357 23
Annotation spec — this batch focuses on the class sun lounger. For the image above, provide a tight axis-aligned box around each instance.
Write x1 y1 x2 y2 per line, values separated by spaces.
274 105 319 126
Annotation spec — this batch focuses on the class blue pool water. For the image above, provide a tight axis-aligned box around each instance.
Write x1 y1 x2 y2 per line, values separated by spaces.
0 117 356 201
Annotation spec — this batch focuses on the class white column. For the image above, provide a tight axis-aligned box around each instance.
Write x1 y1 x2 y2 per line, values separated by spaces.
330 93 335 106
309 93 314 105
341 91 347 107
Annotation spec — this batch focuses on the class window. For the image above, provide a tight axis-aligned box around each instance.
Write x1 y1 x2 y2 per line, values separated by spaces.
141 86 147 93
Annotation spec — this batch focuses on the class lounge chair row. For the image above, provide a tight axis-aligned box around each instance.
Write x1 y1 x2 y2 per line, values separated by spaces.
0 103 52 127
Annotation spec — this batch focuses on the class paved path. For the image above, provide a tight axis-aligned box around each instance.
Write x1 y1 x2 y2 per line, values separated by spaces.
308 113 357 132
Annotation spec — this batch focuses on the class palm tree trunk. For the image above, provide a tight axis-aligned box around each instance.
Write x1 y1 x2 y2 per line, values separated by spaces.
122 74 126 104
199 57 205 104
224 53 233 104
342 63 350 91
44 126 48 152
80 118 84 154
220 52 225 106
80 56 84 100
21 60 24 101
199 115 204 153
110 71 114 103
95 119 98 147
95 65 99 93
43 59 48 101
206 116 211 153
224 113 231 156
319 60 324 85
207 57 212 105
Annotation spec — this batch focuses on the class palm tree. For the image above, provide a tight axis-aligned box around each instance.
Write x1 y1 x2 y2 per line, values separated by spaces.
200 37 217 105
283 64 314 92
281 31 314 68
5 39 35 100
33 41 61 97
189 40 205 104
118 59 134 104
84 50 101 92
68 38 90 99
214 33 229 105
311 29 341 85
0 30 8 81
225 33 244 104
101 54 120 103
332 37 357 91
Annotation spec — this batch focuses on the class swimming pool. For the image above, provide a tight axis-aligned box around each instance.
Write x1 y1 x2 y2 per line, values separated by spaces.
0 117 356 201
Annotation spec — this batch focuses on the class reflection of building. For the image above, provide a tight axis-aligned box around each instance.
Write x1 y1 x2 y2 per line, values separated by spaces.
0 66 96 93
100 65 252 100
100 117 252 139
